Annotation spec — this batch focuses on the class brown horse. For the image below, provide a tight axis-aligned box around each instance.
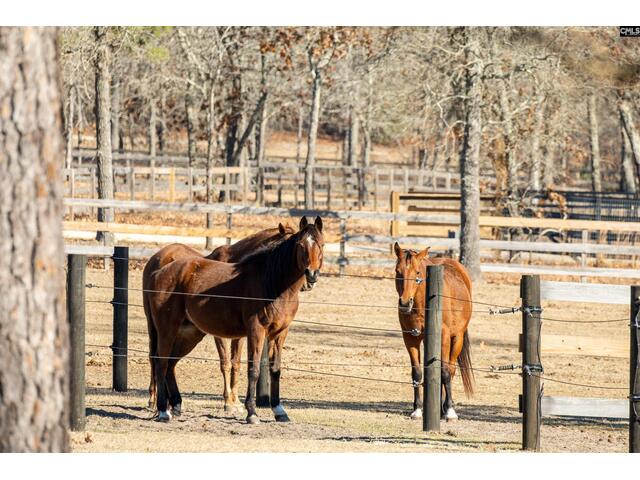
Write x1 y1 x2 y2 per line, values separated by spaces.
146 216 324 423
393 243 474 421
143 223 295 414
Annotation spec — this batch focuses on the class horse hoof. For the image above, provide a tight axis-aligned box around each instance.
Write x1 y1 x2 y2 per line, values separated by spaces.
171 404 182 417
156 410 172 422
445 408 458 422
272 405 290 422
275 414 290 422
410 408 423 420
246 414 260 425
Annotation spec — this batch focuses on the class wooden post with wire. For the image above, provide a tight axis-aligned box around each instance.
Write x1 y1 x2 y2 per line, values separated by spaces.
112 246 129 392
423 264 443 432
67 254 86 431
630 285 640 452
520 274 542 451
257 340 270 407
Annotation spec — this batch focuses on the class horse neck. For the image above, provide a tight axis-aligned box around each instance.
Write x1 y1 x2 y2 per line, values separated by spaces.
264 235 306 299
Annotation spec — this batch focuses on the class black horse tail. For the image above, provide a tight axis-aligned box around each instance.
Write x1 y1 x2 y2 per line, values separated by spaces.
458 330 475 398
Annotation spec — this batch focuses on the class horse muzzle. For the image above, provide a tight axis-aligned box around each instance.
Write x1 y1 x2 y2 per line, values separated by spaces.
398 297 414 314
303 269 319 291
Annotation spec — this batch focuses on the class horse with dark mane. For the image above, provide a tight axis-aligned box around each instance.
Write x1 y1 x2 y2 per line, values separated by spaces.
393 243 474 421
143 223 295 414
146 216 324 423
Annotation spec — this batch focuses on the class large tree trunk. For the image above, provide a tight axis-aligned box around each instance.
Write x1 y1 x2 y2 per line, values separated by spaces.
459 27 483 281
94 26 114 245
621 111 637 194
0 26 69 453
619 91 640 181
304 67 322 209
296 105 304 162
185 71 197 167
588 92 602 192
64 85 75 169
158 90 166 154
543 140 556 188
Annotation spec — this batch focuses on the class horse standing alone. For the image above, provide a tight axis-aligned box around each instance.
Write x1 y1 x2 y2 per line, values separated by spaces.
393 243 474 421
146 216 324 423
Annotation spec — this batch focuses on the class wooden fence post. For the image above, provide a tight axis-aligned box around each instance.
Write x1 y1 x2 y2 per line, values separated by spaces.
129 166 135 201
521 274 542 451
169 167 176 203
226 213 233 246
112 246 129 392
630 285 640 453
67 254 86 431
424 264 443 432
257 340 270 407
339 218 347 276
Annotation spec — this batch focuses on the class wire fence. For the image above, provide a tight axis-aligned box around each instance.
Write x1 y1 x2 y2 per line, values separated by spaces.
80 268 632 402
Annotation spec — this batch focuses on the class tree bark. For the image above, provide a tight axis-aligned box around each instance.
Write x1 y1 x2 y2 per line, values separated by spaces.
304 67 322 209
94 26 114 245
619 92 640 181
348 110 359 167
588 92 602 192
158 90 166 154
110 78 121 153
0 26 69 452
64 85 75 169
459 27 483 281
205 80 216 249
530 92 545 191
621 111 637 194
296 105 304 163
185 71 197 167
148 99 157 158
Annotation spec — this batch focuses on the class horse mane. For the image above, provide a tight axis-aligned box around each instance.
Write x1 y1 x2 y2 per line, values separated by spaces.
235 225 322 299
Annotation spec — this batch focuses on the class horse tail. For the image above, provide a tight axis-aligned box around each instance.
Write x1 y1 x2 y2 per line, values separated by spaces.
458 330 475 398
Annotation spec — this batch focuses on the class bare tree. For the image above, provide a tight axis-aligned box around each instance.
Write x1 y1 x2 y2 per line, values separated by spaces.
94 26 114 245
459 27 483 281
0 26 69 452
588 92 602 192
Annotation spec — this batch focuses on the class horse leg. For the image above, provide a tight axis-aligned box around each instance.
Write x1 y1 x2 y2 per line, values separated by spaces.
153 309 181 422
165 359 182 416
245 317 266 424
270 330 290 422
229 338 244 410
148 358 157 410
402 332 422 419
214 337 233 411
444 334 465 421
441 329 458 422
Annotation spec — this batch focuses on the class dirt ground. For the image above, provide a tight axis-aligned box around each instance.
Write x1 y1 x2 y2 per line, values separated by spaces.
71 265 630 453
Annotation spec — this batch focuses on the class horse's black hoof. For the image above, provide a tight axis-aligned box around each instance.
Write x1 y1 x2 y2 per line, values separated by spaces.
246 414 261 425
275 413 290 422
156 410 172 422
171 404 182 417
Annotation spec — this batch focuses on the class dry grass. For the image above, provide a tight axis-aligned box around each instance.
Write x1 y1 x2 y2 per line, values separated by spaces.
73 268 629 453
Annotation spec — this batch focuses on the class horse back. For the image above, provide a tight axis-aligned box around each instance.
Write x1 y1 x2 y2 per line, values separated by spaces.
207 227 283 263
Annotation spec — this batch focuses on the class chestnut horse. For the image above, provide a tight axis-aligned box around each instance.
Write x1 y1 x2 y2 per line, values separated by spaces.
143 223 295 413
393 243 474 421
146 216 324 423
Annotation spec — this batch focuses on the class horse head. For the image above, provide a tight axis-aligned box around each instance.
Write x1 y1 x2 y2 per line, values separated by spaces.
394 242 430 314
296 216 324 291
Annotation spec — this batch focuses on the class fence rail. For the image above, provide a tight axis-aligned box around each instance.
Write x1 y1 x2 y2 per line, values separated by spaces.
62 198 640 280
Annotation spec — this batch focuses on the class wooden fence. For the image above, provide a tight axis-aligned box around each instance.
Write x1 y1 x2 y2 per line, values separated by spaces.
63 198 640 280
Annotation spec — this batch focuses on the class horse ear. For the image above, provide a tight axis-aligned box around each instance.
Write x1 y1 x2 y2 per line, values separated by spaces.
314 216 323 232
417 247 430 261
299 216 309 230
393 242 402 258
278 223 286 235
